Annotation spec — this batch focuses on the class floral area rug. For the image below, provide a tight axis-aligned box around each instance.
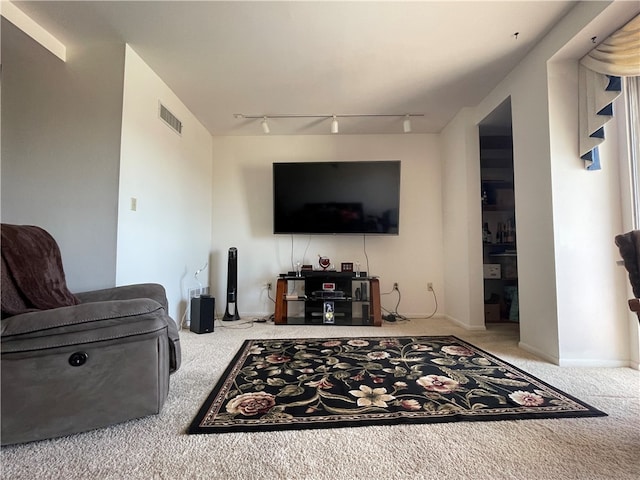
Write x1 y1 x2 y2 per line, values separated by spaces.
188 336 606 434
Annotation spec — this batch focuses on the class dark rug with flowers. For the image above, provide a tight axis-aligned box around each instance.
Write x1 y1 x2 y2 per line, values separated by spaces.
188 336 606 434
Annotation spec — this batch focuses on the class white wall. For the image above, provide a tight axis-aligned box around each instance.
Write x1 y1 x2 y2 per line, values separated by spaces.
441 108 485 330
1 18 124 292
498 50 561 363
547 60 631 366
210 134 442 320
117 45 213 323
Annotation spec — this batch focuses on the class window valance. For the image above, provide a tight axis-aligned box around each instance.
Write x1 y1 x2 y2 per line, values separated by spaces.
579 13 639 170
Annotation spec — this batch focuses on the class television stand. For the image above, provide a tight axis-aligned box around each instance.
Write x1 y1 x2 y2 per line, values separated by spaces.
274 271 381 326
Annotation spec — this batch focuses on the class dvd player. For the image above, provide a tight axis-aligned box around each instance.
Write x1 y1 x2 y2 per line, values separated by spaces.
312 291 346 299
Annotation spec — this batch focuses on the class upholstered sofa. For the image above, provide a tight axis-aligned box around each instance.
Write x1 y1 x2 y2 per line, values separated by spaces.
1 224 181 445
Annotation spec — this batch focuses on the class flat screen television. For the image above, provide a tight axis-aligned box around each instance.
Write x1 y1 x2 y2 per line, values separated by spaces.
273 161 401 235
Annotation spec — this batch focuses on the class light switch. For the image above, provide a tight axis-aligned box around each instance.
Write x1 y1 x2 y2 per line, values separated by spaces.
130 197 137 211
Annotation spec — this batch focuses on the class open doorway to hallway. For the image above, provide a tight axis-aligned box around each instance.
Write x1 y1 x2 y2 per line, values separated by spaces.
479 99 520 330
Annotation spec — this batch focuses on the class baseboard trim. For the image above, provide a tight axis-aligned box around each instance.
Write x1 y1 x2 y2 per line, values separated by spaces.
444 315 487 331
518 341 560 365
234 313 452 323
557 358 635 368
519 340 637 368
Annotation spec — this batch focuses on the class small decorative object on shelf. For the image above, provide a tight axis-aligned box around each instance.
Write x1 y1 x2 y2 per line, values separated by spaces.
495 218 516 244
323 301 335 324
341 262 353 272
482 222 492 243
318 255 331 270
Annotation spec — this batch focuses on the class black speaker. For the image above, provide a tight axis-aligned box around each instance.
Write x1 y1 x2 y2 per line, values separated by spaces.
360 282 368 301
223 247 240 321
362 303 370 325
190 295 215 334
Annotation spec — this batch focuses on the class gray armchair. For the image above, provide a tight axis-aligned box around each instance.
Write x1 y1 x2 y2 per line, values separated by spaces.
1 224 181 445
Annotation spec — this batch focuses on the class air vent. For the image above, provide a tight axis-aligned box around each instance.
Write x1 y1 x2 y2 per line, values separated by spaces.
159 103 182 135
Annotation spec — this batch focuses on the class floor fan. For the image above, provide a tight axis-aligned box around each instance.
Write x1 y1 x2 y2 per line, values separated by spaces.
222 247 240 321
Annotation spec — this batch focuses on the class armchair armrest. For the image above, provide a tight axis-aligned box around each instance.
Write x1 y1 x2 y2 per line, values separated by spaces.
76 283 169 311
75 283 181 371
2 296 181 373
1 298 166 342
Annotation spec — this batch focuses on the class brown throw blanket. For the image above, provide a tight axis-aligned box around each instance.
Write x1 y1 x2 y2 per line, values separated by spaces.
1 224 79 318
615 230 640 299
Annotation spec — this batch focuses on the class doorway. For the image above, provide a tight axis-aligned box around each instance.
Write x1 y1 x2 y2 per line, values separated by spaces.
479 99 519 326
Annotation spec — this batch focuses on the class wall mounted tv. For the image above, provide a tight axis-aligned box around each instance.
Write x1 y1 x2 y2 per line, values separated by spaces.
273 161 401 235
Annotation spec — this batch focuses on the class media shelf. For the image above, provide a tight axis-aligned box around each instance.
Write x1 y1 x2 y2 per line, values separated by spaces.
274 271 382 326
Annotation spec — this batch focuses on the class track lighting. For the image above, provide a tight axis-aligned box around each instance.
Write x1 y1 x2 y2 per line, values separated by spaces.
234 112 424 134
261 116 270 134
403 115 412 133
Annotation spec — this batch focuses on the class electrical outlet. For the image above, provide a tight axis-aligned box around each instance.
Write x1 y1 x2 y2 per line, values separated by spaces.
427 282 433 291
267 282 272 290
393 282 399 290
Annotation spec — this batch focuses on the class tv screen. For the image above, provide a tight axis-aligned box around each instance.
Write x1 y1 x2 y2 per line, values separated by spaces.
273 161 400 235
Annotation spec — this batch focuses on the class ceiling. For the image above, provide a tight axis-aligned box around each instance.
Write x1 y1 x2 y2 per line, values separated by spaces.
13 1 579 136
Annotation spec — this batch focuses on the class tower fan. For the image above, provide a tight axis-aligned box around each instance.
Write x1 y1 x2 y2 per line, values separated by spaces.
222 247 240 321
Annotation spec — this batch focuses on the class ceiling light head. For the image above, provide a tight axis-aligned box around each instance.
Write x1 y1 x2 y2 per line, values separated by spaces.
403 115 412 133
261 116 270 134
331 115 339 134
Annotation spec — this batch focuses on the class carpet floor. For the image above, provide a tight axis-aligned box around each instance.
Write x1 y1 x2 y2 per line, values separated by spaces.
1 318 639 480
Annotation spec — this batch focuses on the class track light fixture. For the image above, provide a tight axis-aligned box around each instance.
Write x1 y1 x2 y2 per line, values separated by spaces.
403 114 412 133
261 116 270 134
234 113 424 134
331 115 339 134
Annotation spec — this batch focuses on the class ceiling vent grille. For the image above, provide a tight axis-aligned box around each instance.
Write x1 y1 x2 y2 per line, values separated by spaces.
159 103 182 135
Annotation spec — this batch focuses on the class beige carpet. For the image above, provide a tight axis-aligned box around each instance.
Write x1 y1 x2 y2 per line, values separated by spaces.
1 318 639 480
